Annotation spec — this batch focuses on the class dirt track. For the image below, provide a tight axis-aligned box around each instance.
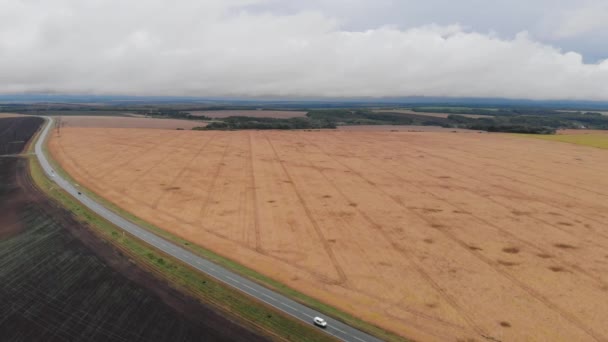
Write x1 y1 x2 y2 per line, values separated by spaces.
50 127 608 341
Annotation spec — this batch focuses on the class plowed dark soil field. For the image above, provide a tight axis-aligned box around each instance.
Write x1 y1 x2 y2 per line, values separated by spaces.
0 117 267 342
0 116 43 155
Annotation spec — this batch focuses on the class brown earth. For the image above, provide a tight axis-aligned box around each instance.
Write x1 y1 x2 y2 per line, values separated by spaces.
0 113 30 118
60 115 207 129
0 116 267 342
50 127 608 342
189 110 307 118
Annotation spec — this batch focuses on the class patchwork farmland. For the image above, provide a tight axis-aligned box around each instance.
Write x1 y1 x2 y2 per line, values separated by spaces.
50 126 608 341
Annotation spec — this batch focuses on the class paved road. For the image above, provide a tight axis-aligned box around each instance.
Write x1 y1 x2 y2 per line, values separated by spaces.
34 117 385 342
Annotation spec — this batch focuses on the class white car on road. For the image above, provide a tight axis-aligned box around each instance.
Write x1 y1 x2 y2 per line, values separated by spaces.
313 316 327 328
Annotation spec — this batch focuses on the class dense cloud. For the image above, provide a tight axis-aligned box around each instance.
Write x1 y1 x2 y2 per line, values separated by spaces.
0 0 607 100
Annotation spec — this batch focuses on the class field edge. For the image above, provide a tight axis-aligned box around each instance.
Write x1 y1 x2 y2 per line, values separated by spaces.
28 123 337 342
42 122 408 342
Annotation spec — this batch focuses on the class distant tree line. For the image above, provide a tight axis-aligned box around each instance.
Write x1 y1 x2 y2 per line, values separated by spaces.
305 109 608 134
306 109 450 126
412 106 608 120
3 103 606 134
307 109 452 125
446 115 557 134
194 116 336 130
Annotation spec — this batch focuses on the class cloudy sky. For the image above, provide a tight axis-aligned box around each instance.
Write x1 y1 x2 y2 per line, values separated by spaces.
1 0 607 100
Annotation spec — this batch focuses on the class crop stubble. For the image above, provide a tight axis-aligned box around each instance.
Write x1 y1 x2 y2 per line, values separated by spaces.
50 127 608 342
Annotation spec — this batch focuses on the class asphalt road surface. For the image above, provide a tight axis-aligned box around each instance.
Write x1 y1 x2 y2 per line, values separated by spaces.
34 117 385 342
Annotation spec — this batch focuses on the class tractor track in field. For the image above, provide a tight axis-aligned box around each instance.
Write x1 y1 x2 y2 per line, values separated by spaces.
38 118 384 342
47 122 608 341
321 132 606 341
340 133 608 285
341 132 608 238
292 132 487 336
264 133 347 286
248 133 263 253
151 133 219 209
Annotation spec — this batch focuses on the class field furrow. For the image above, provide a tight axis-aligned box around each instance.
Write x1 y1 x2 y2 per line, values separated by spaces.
49 127 608 342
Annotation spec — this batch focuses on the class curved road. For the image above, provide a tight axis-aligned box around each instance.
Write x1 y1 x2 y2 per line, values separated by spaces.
34 117 385 342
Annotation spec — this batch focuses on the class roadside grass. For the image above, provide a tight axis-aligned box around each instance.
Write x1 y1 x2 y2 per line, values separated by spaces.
41 126 408 342
28 155 335 342
516 133 608 149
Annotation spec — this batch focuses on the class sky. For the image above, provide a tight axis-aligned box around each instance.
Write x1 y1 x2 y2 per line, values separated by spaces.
1 0 607 100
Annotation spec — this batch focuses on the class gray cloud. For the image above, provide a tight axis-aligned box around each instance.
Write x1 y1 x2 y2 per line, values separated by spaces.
256 0 608 61
1 0 607 100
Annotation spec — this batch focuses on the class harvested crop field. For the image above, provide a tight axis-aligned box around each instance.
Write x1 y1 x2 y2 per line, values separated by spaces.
61 115 207 129
189 110 307 118
50 127 608 341
0 117 266 342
